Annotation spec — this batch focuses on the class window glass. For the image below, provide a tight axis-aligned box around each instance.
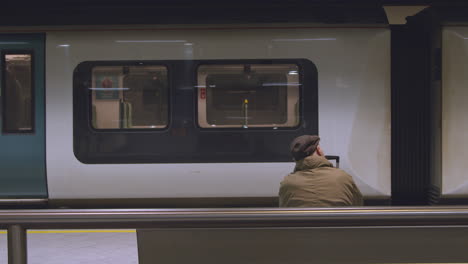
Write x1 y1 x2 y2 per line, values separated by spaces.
2 53 33 133
197 64 300 128
91 65 168 129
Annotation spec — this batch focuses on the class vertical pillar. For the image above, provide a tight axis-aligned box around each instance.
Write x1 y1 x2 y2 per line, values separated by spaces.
8 225 27 264
391 8 441 205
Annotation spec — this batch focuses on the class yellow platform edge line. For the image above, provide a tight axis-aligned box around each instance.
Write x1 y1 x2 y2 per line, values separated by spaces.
0 230 136 234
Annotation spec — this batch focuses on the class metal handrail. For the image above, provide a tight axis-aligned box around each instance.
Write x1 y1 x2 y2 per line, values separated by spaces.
2 206 468 229
3 206 468 264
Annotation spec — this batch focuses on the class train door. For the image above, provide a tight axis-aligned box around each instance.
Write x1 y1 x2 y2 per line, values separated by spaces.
0 34 47 200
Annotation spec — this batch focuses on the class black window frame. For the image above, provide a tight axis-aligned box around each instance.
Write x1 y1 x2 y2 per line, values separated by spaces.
74 59 317 164
1 50 35 134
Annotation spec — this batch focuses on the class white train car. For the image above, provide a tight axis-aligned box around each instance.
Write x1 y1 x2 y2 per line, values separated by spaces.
0 24 390 207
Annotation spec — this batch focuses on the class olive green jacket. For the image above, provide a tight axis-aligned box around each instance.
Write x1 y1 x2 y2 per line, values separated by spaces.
279 155 363 207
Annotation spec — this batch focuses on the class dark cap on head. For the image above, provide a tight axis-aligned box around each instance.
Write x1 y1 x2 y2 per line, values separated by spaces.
290 135 320 161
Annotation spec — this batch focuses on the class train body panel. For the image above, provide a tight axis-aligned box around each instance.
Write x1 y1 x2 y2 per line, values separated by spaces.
43 25 390 200
442 26 468 198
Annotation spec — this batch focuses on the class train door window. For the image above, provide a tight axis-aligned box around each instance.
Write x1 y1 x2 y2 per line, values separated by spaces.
197 64 300 128
90 65 168 130
1 52 34 133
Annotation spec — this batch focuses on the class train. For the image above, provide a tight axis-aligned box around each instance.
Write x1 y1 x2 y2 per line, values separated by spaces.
0 24 391 207
0 2 467 208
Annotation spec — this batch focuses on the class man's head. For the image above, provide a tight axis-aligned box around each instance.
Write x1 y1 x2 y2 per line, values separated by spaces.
290 135 323 161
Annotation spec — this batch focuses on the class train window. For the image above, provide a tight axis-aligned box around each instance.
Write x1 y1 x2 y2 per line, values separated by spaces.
74 59 317 164
1 52 34 133
197 64 300 128
91 65 168 129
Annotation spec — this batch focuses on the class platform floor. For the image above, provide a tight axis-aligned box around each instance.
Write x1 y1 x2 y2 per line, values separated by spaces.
0 230 138 264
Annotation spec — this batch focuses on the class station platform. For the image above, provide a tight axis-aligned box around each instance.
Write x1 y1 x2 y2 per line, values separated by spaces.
0 230 138 264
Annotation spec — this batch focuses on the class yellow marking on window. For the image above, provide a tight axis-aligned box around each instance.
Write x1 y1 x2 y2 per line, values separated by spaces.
0 230 135 234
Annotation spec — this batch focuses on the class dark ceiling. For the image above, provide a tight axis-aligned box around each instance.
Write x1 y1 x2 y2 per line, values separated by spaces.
2 0 468 26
